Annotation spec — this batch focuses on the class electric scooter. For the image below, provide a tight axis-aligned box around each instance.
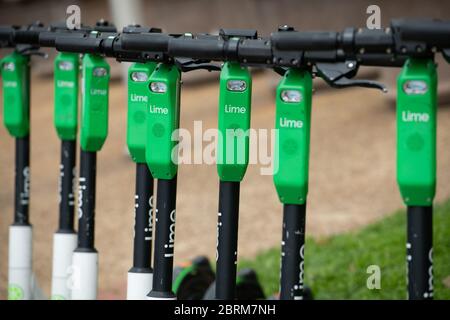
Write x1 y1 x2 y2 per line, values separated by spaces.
215 57 252 299
273 67 312 300
145 62 181 300
1 36 46 299
50 51 79 300
396 57 437 299
71 53 110 300
126 61 157 299
2 48 32 300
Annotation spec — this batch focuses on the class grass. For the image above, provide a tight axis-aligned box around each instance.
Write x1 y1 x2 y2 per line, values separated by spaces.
238 199 450 299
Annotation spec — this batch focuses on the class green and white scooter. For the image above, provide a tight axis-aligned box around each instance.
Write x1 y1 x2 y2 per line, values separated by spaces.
2 50 33 300
71 54 110 300
51 52 79 300
397 58 437 300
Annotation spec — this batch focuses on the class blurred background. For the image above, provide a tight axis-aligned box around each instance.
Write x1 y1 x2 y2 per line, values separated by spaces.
0 0 449 299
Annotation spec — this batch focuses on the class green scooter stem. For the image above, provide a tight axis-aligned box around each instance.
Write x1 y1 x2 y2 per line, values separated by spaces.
77 53 110 248
127 62 157 163
217 62 252 182
2 52 30 138
54 52 79 141
274 68 312 300
146 63 181 300
51 52 79 300
72 54 110 300
215 62 252 299
145 63 180 179
80 54 110 152
53 52 79 231
2 51 33 300
273 68 312 205
397 58 436 300
126 62 157 299
397 58 437 206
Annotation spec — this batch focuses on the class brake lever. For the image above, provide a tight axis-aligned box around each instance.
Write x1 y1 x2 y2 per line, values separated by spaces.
16 44 48 59
327 77 387 91
315 60 387 92
175 58 221 73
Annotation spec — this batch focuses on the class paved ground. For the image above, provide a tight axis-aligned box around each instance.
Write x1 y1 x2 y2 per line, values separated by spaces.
1 70 449 299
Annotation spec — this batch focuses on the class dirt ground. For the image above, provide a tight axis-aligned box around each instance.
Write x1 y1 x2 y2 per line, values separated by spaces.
0 69 449 299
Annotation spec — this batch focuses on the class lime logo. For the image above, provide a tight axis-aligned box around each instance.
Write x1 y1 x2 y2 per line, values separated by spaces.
130 94 148 103
149 104 168 115
280 117 303 128
90 88 107 96
8 284 24 300
57 80 75 88
224 104 246 114
402 110 430 123
4 81 18 88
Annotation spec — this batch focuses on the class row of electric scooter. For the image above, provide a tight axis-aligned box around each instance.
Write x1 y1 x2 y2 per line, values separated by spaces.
1 18 449 300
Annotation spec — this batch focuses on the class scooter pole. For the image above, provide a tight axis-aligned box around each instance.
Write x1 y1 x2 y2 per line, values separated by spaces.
51 52 79 300
145 63 181 300
273 68 312 300
71 54 110 300
126 62 157 299
215 62 252 299
1 51 32 300
397 58 436 300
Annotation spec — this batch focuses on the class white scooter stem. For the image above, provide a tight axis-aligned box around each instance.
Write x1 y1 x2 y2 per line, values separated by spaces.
8 225 32 300
127 270 153 300
51 232 78 300
71 250 98 300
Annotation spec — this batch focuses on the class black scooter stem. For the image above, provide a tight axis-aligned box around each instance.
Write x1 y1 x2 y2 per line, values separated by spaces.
14 136 30 225
132 163 154 270
407 205 433 300
57 139 76 232
148 176 178 299
215 180 240 300
280 203 306 300
76 150 97 250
